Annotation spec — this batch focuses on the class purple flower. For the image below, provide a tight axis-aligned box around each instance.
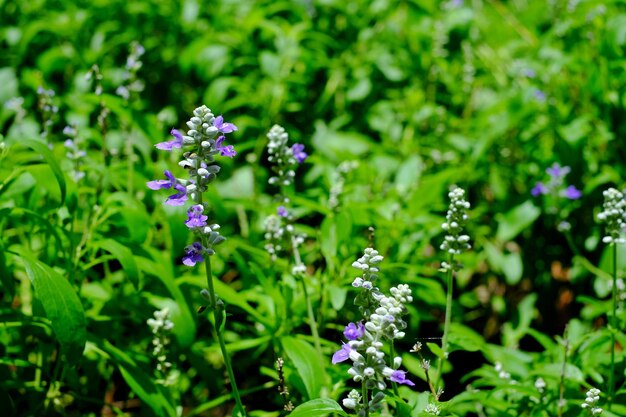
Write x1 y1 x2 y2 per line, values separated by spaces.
533 89 546 102
147 170 178 190
562 185 582 200
214 115 237 134
155 129 184 151
166 184 188 206
522 68 536 78
185 204 208 228
147 171 188 205
546 163 570 179
291 143 308 163
182 242 204 266
531 182 548 197
389 370 415 386
277 206 288 217
215 136 236 158
343 322 365 341
331 343 351 364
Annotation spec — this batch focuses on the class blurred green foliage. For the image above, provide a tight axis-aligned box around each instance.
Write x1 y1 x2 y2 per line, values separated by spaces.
1 0 626 415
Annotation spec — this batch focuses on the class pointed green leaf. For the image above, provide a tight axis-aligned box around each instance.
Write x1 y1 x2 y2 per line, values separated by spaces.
20 139 66 205
99 239 141 290
20 254 85 364
289 399 347 417
282 336 326 400
95 339 176 417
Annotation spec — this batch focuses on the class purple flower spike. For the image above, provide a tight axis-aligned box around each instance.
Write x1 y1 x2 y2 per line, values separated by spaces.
343 322 365 341
291 143 308 163
215 136 236 158
546 163 570 179
182 242 204 266
185 204 208 228
562 185 582 200
332 343 351 364
147 170 177 190
390 370 415 386
277 206 288 217
531 182 548 197
166 184 188 206
214 115 238 134
155 129 184 151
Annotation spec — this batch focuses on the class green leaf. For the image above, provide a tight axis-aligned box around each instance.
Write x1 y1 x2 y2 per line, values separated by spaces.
495 201 540 242
282 336 327 400
94 339 176 417
20 139 67 205
19 254 85 364
289 399 347 417
99 239 141 290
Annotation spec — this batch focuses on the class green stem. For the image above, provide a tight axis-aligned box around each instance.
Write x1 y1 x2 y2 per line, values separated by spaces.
389 341 400 397
293 238 323 358
436 253 455 392
362 379 369 417
201 245 247 416
609 243 617 409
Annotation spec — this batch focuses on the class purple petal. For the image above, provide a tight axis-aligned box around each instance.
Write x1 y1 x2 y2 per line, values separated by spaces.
343 322 365 341
147 179 172 190
331 344 351 364
546 163 570 179
219 145 236 157
531 182 547 197
562 185 582 200
390 370 415 386
277 206 288 217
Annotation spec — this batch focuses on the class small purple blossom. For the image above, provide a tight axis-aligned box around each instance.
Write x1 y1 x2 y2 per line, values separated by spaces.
531 182 548 197
185 204 208 228
546 163 570 179
562 185 582 200
215 136 236 157
147 170 188 206
533 89 546 102
147 170 178 190
343 322 365 341
277 206 288 217
390 370 415 386
291 143 308 163
522 68 536 78
332 343 351 364
155 129 184 151
214 115 237 134
182 242 204 266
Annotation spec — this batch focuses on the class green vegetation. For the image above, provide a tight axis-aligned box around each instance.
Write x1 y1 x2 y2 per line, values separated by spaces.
1 0 626 416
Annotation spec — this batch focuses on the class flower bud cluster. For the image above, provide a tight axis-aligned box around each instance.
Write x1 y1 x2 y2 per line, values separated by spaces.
440 187 471 258
36 86 58 138
263 125 308 272
424 403 441 415
147 106 237 266
147 308 176 385
328 160 358 210
266 124 307 189
63 125 86 181
581 388 602 416
333 248 414 412
116 41 145 101
597 188 626 244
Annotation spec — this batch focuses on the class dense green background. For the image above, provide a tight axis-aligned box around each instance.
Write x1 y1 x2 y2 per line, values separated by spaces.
1 0 626 416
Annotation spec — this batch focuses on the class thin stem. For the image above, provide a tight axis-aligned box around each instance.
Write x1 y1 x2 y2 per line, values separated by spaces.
436 253 455 392
609 243 617 409
389 341 400 397
362 379 369 417
201 245 247 417
292 238 323 358
557 333 568 417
